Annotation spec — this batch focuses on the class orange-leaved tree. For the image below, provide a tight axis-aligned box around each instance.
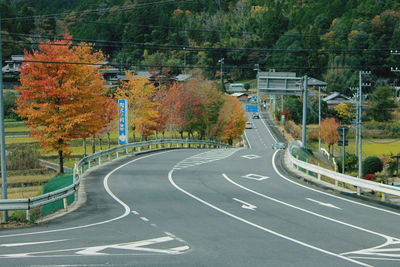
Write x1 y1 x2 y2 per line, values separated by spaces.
15 33 110 173
321 117 340 155
216 95 246 145
115 71 158 141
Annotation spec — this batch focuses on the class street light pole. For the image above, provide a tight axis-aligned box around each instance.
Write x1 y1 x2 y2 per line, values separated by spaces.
0 14 8 222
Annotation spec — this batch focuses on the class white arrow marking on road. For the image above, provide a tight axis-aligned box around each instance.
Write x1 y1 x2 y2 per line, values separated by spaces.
233 198 257 211
306 198 342 210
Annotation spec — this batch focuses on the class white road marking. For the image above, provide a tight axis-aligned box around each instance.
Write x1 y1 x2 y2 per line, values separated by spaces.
0 239 69 247
140 217 149 222
168 168 370 266
131 211 139 215
232 198 257 211
173 149 240 170
0 236 189 258
271 150 400 217
306 198 342 210
0 151 173 238
241 154 261 159
241 173 269 181
223 173 400 262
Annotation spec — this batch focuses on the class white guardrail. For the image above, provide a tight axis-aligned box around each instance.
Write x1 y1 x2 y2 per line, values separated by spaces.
0 139 231 220
288 146 400 201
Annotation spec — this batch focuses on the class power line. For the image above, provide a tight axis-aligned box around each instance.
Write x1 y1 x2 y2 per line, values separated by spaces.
0 0 192 22
18 59 390 71
3 33 397 54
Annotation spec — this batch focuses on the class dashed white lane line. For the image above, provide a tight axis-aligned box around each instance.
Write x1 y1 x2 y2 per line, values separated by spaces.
0 151 173 238
140 217 149 222
168 166 371 267
131 211 139 215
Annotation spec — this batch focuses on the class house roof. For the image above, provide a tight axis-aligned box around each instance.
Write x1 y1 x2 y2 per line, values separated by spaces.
307 77 327 86
323 92 353 104
230 93 248 97
174 74 191 81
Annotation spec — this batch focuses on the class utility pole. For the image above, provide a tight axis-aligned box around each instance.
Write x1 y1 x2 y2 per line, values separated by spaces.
218 58 224 92
391 50 400 72
0 14 8 223
358 71 371 182
183 47 186 75
254 64 260 103
301 76 308 148
318 86 321 152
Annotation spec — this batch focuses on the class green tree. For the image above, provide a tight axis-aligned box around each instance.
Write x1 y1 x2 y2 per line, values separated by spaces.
362 156 383 177
367 86 396 122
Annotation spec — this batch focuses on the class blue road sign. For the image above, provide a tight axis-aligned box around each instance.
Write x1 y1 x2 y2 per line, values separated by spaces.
246 105 258 112
118 99 129 144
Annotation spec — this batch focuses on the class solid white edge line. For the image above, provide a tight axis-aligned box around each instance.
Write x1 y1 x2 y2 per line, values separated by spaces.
0 150 173 238
222 173 393 242
261 106 400 217
271 149 400 216
244 131 252 149
168 169 371 267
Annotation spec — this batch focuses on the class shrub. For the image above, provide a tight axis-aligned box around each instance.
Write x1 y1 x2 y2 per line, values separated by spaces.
284 120 301 139
5 144 41 170
337 152 358 173
362 156 383 177
364 173 376 180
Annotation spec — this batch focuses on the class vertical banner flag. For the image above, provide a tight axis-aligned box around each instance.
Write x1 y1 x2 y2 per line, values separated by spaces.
118 99 128 144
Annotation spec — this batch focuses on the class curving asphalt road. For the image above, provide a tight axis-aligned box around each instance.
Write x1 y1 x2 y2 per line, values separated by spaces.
1 113 400 266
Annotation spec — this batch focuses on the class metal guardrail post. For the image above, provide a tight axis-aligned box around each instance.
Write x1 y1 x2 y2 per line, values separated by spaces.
63 198 67 212
357 187 360 196
317 163 321 180
0 139 233 217
26 209 30 221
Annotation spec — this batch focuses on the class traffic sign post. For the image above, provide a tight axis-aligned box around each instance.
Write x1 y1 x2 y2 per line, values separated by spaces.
118 99 129 145
337 126 349 174
246 104 258 113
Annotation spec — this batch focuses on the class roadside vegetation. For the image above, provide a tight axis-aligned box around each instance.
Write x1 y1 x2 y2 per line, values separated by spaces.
269 90 399 184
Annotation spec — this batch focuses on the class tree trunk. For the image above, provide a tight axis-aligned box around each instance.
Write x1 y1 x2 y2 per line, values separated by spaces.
107 131 111 150
92 136 95 154
99 138 102 151
58 150 64 174
83 138 87 157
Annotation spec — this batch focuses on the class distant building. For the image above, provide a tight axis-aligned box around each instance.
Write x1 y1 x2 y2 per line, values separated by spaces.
323 92 353 107
230 92 248 101
2 55 24 74
229 83 244 92
174 74 191 82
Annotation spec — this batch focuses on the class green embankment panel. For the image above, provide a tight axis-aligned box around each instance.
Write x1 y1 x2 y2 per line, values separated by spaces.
40 171 74 217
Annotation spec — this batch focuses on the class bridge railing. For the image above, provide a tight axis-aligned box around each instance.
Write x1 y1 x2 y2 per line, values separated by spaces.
287 144 400 201
0 139 231 220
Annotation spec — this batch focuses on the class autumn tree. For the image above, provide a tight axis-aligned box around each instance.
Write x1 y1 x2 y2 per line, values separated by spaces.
321 117 340 155
115 72 158 141
216 95 246 145
157 82 185 138
15 33 110 173
334 103 354 124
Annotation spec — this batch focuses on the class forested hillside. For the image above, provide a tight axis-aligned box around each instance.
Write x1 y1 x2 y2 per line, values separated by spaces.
1 0 399 95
